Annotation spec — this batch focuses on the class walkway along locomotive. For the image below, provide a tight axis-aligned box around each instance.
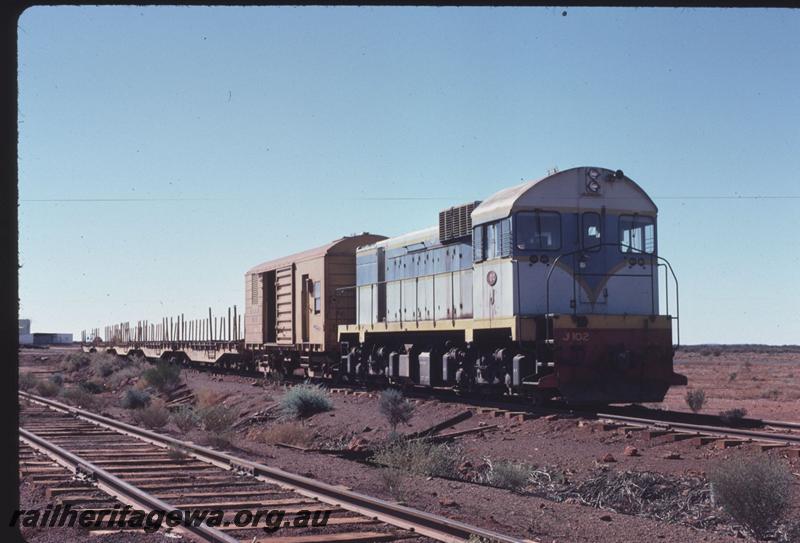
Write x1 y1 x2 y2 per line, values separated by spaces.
86 166 687 405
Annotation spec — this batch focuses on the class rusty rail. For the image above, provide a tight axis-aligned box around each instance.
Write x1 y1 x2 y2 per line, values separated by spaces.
19 426 238 543
19 391 527 543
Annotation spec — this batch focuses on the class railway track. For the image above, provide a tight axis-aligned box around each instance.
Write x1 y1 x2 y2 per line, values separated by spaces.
318 384 800 453
332 384 800 445
467 403 800 452
19 391 529 543
130 361 800 453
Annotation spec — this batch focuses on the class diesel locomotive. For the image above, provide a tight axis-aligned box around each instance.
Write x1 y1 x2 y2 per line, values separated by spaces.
88 166 687 405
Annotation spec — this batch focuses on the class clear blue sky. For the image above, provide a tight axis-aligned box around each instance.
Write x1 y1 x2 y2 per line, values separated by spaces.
17 6 800 344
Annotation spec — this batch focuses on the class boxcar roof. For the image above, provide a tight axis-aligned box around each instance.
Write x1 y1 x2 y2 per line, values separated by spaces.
247 233 386 275
471 166 657 225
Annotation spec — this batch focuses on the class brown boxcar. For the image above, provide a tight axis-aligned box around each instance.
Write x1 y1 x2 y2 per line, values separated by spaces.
244 234 386 371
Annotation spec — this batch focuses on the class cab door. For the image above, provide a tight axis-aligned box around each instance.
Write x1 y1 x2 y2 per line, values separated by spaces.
577 211 609 313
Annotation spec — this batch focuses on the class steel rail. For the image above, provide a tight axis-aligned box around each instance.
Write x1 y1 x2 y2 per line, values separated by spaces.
19 426 238 543
592 412 800 445
383 386 800 444
592 404 800 432
19 391 528 543
761 419 800 430
393 384 800 437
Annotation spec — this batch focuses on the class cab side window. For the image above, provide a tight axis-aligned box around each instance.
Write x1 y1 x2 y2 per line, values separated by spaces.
619 215 655 254
515 211 562 251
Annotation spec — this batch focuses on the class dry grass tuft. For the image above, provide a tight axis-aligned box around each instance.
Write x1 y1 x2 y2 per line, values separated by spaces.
132 401 170 429
478 458 534 493
19 372 37 391
195 388 226 410
171 405 200 433
371 437 462 478
379 468 407 501
259 422 315 447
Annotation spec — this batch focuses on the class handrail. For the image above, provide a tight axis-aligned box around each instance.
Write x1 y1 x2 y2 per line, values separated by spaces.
544 242 679 347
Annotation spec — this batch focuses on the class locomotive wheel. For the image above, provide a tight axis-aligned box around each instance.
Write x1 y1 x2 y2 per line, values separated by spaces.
529 391 547 407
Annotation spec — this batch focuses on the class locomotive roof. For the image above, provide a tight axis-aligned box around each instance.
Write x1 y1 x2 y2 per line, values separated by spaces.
247 233 386 275
471 166 657 226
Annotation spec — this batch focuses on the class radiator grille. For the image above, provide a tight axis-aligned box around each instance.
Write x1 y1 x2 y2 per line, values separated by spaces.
439 201 481 243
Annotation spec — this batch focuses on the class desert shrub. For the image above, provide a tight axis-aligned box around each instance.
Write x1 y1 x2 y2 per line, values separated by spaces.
141 360 181 393
197 405 237 448
479 458 534 493
379 468 406 501
260 422 315 447
198 404 239 433
49 373 64 386
719 407 747 425
35 378 61 397
710 455 792 539
89 352 124 377
712 350 722 357
107 365 144 389
79 380 105 394
700 349 711 356
61 352 91 372
60 387 96 408
203 432 233 448
167 445 190 461
121 388 151 409
171 405 200 433
728 372 738 382
371 437 462 478
379 389 415 432
93 360 115 377
132 402 170 429
19 372 37 391
195 388 226 409
762 388 780 401
280 384 333 419
684 389 706 413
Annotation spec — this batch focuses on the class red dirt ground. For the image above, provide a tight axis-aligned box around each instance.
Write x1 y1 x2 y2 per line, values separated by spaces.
18 346 800 543
664 347 800 421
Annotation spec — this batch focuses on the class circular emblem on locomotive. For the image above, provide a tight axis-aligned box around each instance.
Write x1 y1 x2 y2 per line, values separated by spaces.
486 270 497 286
